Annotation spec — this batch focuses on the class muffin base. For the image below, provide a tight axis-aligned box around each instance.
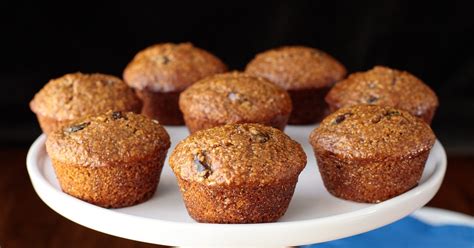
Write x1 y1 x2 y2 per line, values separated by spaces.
51 152 167 208
314 149 430 203
182 114 289 133
288 87 331 124
177 178 297 223
137 90 183 125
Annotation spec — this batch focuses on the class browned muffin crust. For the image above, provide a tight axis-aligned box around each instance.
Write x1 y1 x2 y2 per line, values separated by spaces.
245 46 346 124
245 46 347 90
46 111 170 208
123 42 227 124
325 66 439 124
309 105 436 203
123 42 227 92
179 72 292 133
169 123 307 223
29 72 142 134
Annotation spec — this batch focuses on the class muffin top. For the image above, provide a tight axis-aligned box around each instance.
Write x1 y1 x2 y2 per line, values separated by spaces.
46 111 170 166
325 66 439 118
179 72 292 123
123 42 227 92
309 105 435 160
30 73 141 121
245 46 346 90
169 123 307 186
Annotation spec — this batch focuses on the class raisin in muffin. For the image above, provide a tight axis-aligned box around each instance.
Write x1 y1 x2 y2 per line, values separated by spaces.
179 72 292 133
245 46 346 124
30 73 142 134
169 123 306 223
46 111 170 208
325 66 439 124
123 42 227 125
309 105 436 203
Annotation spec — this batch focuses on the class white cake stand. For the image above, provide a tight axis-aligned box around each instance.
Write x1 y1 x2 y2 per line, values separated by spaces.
26 125 446 247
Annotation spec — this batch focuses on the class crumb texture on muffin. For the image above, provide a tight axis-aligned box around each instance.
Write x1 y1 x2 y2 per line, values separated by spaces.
179 72 292 126
170 123 306 186
30 72 141 121
169 123 306 223
325 66 439 122
245 46 346 90
310 104 436 160
178 178 297 223
309 104 436 203
46 111 170 166
123 42 227 92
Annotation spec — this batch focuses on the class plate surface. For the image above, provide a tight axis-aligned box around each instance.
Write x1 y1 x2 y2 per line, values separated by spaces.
26 125 447 247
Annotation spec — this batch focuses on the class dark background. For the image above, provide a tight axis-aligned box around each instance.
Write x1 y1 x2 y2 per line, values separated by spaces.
1 0 473 154
0 1 473 247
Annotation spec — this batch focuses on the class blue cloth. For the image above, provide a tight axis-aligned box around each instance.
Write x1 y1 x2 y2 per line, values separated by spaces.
304 216 474 248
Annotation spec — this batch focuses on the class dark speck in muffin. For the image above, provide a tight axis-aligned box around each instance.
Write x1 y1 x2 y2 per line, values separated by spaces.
367 95 379 104
194 152 212 178
161 55 170 64
384 110 401 118
333 113 352 125
249 127 270 143
371 115 382 124
112 111 124 120
64 122 90 133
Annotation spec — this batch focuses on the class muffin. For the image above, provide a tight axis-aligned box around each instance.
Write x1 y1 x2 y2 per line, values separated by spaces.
30 72 142 135
245 46 346 124
179 72 292 133
309 105 436 203
169 123 306 223
46 111 170 208
123 42 227 125
325 66 439 124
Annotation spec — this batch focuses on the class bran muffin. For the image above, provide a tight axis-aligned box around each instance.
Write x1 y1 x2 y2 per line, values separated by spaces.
245 46 346 124
309 105 436 203
123 42 227 125
325 66 439 124
30 72 142 135
179 72 292 133
169 123 307 223
46 111 170 208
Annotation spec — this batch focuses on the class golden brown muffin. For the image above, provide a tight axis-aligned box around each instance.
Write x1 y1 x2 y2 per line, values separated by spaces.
169 123 306 223
46 111 170 208
325 66 439 124
309 105 436 203
179 72 292 133
29 72 142 134
245 46 346 124
123 42 227 125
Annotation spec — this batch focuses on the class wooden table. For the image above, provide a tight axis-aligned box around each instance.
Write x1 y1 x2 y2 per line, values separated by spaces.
0 150 472 247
